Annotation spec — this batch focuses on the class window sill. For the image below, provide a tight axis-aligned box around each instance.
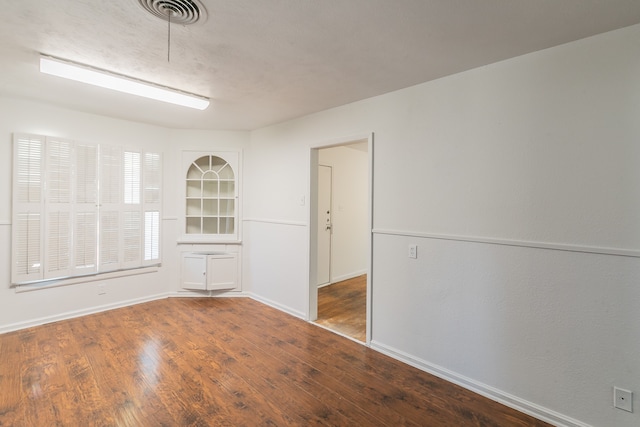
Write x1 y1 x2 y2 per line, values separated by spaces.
13 265 160 293
176 239 242 245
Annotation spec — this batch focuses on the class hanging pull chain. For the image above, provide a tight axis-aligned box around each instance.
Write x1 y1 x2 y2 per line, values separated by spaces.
167 10 171 62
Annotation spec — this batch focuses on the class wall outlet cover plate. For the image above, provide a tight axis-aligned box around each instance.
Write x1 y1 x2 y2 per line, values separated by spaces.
614 387 633 412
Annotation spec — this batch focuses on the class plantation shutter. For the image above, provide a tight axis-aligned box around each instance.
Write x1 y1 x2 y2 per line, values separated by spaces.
122 210 141 266
12 133 162 285
73 142 99 275
143 152 161 265
44 137 73 279
12 134 45 283
99 145 122 272
122 150 142 268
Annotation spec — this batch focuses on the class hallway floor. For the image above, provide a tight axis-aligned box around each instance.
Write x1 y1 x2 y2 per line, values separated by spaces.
315 274 366 342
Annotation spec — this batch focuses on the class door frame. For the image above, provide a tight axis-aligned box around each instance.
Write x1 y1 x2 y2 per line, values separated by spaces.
307 132 374 344
317 164 333 287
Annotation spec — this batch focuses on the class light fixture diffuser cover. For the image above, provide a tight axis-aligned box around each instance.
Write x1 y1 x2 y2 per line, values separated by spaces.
40 55 209 110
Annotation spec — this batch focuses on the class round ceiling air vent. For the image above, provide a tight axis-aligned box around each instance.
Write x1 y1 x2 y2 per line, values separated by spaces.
136 0 207 25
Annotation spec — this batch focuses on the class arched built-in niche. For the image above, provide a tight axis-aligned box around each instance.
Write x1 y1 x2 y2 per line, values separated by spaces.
181 151 240 243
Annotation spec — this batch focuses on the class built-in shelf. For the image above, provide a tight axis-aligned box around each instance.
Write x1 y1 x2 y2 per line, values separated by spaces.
184 154 238 237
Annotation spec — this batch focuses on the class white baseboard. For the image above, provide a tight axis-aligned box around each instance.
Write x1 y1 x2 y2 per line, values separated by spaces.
318 270 367 288
0 292 171 334
247 293 306 320
169 290 248 298
0 291 252 334
329 269 367 285
370 341 591 427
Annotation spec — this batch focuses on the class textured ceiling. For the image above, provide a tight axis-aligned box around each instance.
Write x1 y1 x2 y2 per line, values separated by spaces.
1 0 639 130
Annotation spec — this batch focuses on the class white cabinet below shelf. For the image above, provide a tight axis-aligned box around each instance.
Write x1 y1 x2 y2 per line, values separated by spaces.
181 252 239 291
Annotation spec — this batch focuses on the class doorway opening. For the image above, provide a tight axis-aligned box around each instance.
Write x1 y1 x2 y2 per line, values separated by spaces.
309 136 372 343
315 274 367 342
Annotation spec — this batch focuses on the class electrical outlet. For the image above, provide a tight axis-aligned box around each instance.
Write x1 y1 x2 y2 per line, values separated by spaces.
614 387 633 412
408 245 417 259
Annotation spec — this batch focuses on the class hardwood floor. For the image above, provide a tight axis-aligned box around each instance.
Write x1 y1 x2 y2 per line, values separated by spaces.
0 297 550 426
315 275 366 342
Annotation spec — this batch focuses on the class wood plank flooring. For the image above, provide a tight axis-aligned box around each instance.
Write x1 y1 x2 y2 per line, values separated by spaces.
0 297 550 426
315 275 366 342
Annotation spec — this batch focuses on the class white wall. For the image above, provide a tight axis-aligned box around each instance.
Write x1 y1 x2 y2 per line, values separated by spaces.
241 131 311 315
0 98 249 332
245 24 640 427
318 144 368 283
242 220 309 318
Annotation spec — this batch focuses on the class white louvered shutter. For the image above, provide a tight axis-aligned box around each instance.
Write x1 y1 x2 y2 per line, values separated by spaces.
99 145 121 272
143 152 161 265
44 137 73 279
74 142 99 275
122 210 141 267
122 150 142 268
12 134 45 284
12 133 163 286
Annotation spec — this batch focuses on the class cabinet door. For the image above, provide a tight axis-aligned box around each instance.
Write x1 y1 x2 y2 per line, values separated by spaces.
181 253 207 290
206 254 237 290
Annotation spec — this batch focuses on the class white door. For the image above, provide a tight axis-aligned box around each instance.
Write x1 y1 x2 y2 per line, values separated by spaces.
181 253 207 290
207 254 238 290
317 165 332 286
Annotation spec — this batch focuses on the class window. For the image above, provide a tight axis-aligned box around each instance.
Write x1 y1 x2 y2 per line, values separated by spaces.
181 151 240 242
11 134 162 285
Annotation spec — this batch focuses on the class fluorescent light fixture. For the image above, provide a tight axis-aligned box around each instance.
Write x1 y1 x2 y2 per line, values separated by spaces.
40 55 209 110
